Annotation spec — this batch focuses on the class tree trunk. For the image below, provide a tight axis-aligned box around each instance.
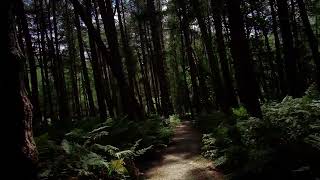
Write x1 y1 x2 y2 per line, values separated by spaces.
52 0 71 124
70 0 144 120
269 0 286 98
190 0 225 112
179 26 193 116
297 0 320 88
5 0 38 178
115 0 136 97
176 0 201 113
16 0 42 123
64 1 81 118
147 0 173 117
276 0 299 97
137 20 155 113
75 11 96 116
84 0 107 120
211 0 238 109
226 0 262 118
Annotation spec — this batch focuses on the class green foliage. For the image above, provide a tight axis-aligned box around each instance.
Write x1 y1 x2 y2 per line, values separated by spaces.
232 106 249 120
305 83 320 100
168 114 181 128
200 88 320 179
36 115 181 179
195 112 228 133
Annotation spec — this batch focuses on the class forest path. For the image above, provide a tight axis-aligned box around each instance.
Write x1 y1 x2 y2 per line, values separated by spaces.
142 121 223 180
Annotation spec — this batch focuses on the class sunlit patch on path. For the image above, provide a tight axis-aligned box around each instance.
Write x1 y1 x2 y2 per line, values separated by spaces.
143 121 223 180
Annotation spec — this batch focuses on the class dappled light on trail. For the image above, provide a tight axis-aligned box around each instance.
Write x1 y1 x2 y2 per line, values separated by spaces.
143 121 223 180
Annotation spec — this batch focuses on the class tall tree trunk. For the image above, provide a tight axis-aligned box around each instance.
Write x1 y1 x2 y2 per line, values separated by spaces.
16 0 42 123
226 0 262 118
270 0 285 91
52 0 71 124
74 11 96 116
290 0 306 94
84 0 107 120
297 0 320 88
91 0 115 118
70 0 144 120
145 23 162 113
276 0 299 97
5 0 38 178
176 0 201 113
17 21 31 96
147 0 173 117
269 0 285 98
37 0 54 121
179 26 193 116
115 0 136 96
190 0 225 112
65 1 81 118
211 0 238 109
137 20 155 113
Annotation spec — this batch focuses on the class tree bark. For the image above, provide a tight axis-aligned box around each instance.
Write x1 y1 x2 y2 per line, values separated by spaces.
64 1 81 118
226 0 262 118
16 0 42 123
147 0 174 117
137 20 155 113
211 0 238 109
74 11 96 116
190 0 225 111
5 0 38 178
176 0 201 113
276 0 299 97
52 0 71 124
84 0 108 120
297 0 320 88
269 0 286 97
70 0 144 120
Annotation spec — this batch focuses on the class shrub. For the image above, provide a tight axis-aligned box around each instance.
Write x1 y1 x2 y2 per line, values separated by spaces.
200 87 320 179
36 115 181 179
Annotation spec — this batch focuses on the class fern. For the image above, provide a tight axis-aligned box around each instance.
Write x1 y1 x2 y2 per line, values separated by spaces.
305 135 320 150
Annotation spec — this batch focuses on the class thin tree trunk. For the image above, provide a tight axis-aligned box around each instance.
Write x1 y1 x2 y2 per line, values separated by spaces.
71 0 143 120
297 0 320 88
176 0 201 113
191 0 225 112
179 26 193 116
74 11 96 116
137 21 155 113
115 0 136 96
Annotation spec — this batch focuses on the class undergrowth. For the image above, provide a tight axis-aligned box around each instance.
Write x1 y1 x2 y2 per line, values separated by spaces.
36 115 181 179
199 85 320 179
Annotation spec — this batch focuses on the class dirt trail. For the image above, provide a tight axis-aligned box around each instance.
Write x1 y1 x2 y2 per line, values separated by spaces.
142 121 223 180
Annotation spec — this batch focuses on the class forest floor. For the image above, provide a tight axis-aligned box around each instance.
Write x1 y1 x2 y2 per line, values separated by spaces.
141 121 223 180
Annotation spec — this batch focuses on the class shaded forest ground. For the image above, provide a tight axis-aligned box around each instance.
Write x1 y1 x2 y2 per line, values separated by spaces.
140 121 223 180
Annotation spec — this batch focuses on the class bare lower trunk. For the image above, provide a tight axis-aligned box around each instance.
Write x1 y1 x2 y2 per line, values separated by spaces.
5 0 38 178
